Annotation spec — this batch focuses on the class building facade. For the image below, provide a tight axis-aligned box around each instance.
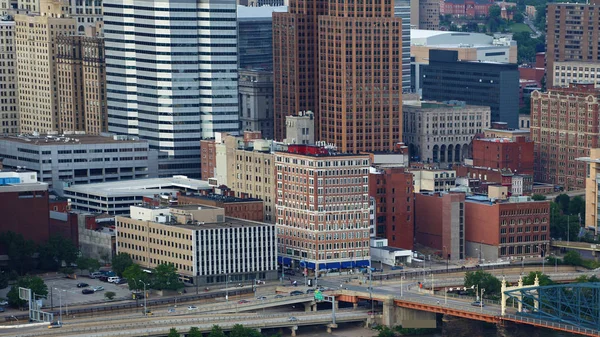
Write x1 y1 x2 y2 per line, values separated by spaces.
465 196 550 261
530 83 600 190
546 0 600 85
283 111 315 145
200 139 217 180
552 61 600 89
410 0 439 30
403 100 490 164
56 27 106 134
0 17 17 135
441 0 494 17
104 0 239 177
414 192 465 260
273 0 403 153
116 205 277 285
411 169 456 193
238 69 274 139
472 137 534 175
421 49 520 129
394 0 411 91
275 145 371 271
0 133 158 187
368 166 414 250
237 5 286 70
177 192 264 222
580 148 600 233
15 3 76 133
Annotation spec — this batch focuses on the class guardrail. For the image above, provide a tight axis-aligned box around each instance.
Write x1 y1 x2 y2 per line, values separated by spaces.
503 314 600 336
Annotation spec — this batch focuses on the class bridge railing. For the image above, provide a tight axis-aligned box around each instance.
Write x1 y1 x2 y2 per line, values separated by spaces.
503 314 600 335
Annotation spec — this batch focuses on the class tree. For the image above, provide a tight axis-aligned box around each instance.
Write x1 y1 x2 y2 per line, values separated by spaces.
555 194 570 214
151 263 183 291
207 325 226 337
489 5 501 19
376 326 396 337
76 257 101 274
464 270 501 296
6 276 48 308
0 232 36 275
522 271 553 286
513 12 524 23
563 251 583 266
38 235 79 271
188 327 203 337
229 324 262 337
123 264 149 291
112 253 133 277
167 328 180 337
531 194 547 201
104 291 116 300
569 196 585 217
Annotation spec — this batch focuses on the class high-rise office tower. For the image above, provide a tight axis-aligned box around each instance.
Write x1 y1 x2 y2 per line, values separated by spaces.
410 0 439 30
546 0 600 85
56 26 106 134
273 0 402 153
394 0 411 92
104 0 239 177
68 0 103 32
0 17 17 135
15 0 76 133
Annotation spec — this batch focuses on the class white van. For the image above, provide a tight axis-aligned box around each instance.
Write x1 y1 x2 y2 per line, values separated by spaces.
108 276 120 283
89 272 102 279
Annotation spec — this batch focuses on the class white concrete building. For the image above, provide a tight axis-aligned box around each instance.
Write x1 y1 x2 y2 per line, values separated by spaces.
370 237 412 267
552 61 600 88
104 0 239 178
63 175 212 215
0 133 158 188
411 169 456 193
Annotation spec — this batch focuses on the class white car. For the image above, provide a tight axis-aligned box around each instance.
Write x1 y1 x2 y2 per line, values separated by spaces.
92 286 104 292
187 305 197 311
0 300 8 306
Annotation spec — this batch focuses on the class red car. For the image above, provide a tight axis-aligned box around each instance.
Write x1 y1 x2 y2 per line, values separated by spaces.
238 299 250 304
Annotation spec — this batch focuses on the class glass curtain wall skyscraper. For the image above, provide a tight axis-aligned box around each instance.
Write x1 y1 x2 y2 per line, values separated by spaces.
104 0 239 177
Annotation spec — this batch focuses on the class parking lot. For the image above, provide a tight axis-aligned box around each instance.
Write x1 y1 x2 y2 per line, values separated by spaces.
43 276 132 308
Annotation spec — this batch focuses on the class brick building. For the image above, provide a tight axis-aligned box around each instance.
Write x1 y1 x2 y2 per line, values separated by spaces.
414 192 465 261
530 83 600 190
441 0 494 17
465 196 550 261
368 166 414 250
177 192 264 222
472 136 534 175
200 139 217 180
455 165 533 196
275 145 371 271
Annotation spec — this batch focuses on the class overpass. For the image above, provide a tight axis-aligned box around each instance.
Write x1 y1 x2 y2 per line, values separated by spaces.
551 240 600 256
189 293 319 314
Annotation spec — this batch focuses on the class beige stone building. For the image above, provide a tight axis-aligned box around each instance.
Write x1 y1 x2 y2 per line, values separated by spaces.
579 149 600 234
283 111 315 145
403 100 490 164
116 204 277 285
410 0 440 30
215 133 276 223
552 61 600 89
56 25 106 134
0 17 17 134
15 0 75 133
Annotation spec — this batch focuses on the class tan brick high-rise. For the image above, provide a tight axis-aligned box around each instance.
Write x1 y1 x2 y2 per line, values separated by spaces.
15 0 75 133
273 0 402 153
546 0 600 85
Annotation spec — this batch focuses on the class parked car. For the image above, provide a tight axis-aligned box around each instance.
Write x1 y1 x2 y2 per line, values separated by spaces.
290 290 304 296
306 289 315 294
274 294 285 299
82 289 94 295
98 276 109 282
288 316 298 321
391 266 404 270
89 272 102 279
76 283 89 288
471 301 484 307
187 305 197 311
117 278 128 285
238 299 250 304
107 276 120 283
48 321 62 329
92 286 104 292
0 300 7 306
0 307 5 313
167 308 176 313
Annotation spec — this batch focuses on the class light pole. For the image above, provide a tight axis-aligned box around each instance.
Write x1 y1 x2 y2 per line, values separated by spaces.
400 270 404 298
139 280 147 316
480 288 485 312
540 244 545 274
444 287 447 305
551 253 558 273
222 270 229 303
54 289 63 323
369 268 373 314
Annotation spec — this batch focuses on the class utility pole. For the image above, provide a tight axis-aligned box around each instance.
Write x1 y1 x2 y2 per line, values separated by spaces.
139 280 147 316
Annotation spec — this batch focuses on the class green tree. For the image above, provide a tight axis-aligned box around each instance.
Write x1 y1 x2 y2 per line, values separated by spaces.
38 235 79 271
513 12 524 23
151 263 183 291
569 196 585 217
376 326 396 337
464 270 501 297
489 5 501 18
112 253 133 277
555 194 570 214
207 325 226 337
229 324 262 337
188 327 203 337
531 194 546 201
104 291 116 300
167 328 180 337
563 251 583 266
0 271 8 289
123 264 149 291
522 271 553 286
0 232 36 275
76 257 101 274
6 276 48 308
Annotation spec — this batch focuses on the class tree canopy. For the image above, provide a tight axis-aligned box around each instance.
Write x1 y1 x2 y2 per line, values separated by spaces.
6 276 48 308
123 263 150 291
112 253 133 277
207 325 227 337
522 271 554 286
188 327 203 337
464 270 501 297
0 232 36 275
151 263 184 291
167 328 180 337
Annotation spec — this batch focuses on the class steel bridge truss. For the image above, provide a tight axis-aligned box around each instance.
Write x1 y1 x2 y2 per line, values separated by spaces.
503 283 600 330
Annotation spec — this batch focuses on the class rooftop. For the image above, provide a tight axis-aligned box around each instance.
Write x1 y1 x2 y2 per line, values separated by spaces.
1 133 144 146
131 214 271 230
64 176 212 197
476 138 517 143
237 5 287 19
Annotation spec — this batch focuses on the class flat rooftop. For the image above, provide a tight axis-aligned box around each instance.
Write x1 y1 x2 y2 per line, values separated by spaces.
0 133 144 146
180 192 262 203
237 5 287 19
65 176 212 197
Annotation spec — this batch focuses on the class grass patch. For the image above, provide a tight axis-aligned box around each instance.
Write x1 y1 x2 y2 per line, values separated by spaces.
510 23 533 33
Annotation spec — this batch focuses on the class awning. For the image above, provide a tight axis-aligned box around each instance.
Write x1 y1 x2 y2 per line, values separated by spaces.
307 262 315 270
283 257 292 265
356 260 370 267
341 261 353 269
318 263 327 270
326 262 341 269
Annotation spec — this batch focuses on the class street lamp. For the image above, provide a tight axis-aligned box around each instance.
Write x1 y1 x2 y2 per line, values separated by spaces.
54 289 63 323
551 253 558 273
480 288 485 312
222 270 229 302
369 268 373 314
139 280 147 316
